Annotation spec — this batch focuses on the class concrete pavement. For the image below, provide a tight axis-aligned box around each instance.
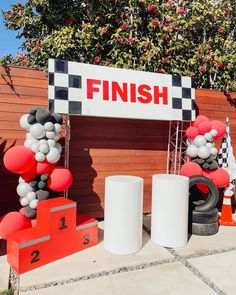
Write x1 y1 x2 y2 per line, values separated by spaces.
1 216 236 295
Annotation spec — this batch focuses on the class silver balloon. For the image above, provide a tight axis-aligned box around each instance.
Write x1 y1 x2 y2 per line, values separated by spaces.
20 114 31 130
204 132 213 142
186 145 198 158
35 152 46 162
198 146 211 159
26 191 37 201
39 144 49 154
53 133 61 141
193 135 207 147
39 139 47 145
55 142 62 153
31 142 40 153
47 139 56 147
206 142 214 149
20 197 29 207
44 122 54 131
17 183 33 197
26 133 34 140
18 177 25 183
210 147 218 156
54 123 61 133
30 123 46 139
210 129 218 137
46 147 61 163
46 131 56 139
29 199 39 209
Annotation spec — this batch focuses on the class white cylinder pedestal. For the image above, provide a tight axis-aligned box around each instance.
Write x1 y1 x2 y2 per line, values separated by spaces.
151 174 189 248
104 175 143 255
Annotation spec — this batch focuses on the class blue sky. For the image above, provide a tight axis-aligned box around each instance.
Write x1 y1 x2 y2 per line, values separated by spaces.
0 0 27 57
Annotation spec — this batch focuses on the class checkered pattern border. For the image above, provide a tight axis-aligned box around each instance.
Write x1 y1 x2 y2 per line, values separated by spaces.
48 59 196 120
171 75 196 121
217 118 236 196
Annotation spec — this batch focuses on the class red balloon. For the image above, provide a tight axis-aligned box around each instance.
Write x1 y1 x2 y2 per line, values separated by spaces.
197 183 209 193
3 146 36 174
210 120 226 140
193 115 210 128
202 170 213 180
21 166 37 182
197 121 212 135
180 162 203 178
47 166 73 192
186 126 199 140
211 168 230 188
0 211 31 239
36 160 56 175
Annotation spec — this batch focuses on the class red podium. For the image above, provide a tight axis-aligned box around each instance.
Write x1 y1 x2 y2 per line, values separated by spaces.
7 197 98 274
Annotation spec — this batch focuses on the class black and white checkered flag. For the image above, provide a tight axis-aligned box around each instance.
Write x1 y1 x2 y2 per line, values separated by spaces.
217 117 236 196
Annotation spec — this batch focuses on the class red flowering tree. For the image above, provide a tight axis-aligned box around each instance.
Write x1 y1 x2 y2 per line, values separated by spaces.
1 0 236 91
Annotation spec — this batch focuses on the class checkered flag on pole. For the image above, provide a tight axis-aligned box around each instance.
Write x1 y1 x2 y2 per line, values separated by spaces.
217 117 236 196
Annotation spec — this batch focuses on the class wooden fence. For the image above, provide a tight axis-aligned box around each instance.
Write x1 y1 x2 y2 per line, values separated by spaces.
1 65 236 217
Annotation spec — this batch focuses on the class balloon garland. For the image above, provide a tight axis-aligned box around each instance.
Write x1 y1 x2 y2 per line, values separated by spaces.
181 115 230 190
2 107 73 226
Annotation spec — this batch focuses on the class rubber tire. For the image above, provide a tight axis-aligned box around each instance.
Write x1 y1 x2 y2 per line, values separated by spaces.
192 221 219 236
189 176 219 212
192 208 219 224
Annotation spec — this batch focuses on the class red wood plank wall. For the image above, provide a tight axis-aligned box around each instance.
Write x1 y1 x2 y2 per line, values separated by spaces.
0 66 236 217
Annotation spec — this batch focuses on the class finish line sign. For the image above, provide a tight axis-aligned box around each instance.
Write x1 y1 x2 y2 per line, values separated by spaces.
48 59 196 121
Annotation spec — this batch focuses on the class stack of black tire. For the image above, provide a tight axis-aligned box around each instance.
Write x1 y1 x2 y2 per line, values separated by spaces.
189 176 219 236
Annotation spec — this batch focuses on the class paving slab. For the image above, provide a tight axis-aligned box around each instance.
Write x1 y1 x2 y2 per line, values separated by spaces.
20 222 172 289
189 251 236 295
144 214 236 257
21 262 216 295
0 254 10 292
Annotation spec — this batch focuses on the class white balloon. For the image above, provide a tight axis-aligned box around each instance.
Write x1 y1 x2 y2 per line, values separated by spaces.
55 142 62 153
204 132 213 142
26 191 37 201
193 135 207 147
206 142 214 149
31 142 40 153
54 123 61 133
53 133 61 141
30 123 46 139
39 139 47 145
198 146 211 159
210 129 218 137
24 139 37 148
17 183 33 197
20 197 29 206
39 144 49 154
26 132 35 140
186 139 193 146
46 147 61 163
18 177 25 183
44 122 54 131
186 145 198 158
30 199 39 209
46 131 56 139
210 147 218 156
35 152 46 162
47 139 56 147
20 114 31 130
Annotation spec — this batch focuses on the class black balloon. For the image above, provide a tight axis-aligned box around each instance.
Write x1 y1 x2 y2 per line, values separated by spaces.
36 109 52 124
209 161 218 171
38 181 47 189
197 158 205 165
51 113 63 124
23 206 36 219
202 162 210 170
36 189 49 200
27 115 37 124
29 180 38 188
29 108 37 115
206 157 213 164
41 174 49 182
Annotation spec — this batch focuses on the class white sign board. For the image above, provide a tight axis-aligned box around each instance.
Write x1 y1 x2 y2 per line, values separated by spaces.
48 59 196 121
